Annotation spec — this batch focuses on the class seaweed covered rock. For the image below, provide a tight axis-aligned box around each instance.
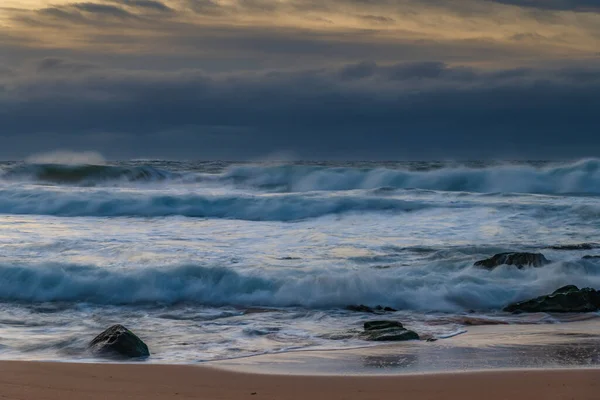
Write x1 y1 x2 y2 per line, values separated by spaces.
504 285 600 313
89 325 150 359
549 243 597 251
360 320 419 342
474 252 550 269
346 305 397 313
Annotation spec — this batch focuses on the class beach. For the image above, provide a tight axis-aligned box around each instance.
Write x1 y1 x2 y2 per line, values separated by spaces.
3 320 600 399
1 362 599 400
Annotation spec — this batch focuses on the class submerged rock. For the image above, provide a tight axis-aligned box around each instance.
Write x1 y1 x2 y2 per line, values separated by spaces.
89 325 150 359
346 305 397 313
474 252 550 269
361 320 419 342
504 285 600 313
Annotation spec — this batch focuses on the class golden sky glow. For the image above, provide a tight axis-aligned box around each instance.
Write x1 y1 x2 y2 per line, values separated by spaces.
1 0 599 71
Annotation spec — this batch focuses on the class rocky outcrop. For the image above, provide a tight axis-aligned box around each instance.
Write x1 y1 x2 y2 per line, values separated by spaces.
89 325 150 359
360 320 419 341
504 285 600 313
474 252 550 269
549 243 597 251
346 305 397 313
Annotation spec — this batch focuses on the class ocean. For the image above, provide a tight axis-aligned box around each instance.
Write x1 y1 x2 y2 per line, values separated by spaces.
1 158 600 364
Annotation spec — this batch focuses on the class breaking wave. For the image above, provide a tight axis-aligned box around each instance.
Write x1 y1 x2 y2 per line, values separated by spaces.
0 189 429 220
2 261 600 310
218 159 600 194
2 164 176 184
4 159 600 194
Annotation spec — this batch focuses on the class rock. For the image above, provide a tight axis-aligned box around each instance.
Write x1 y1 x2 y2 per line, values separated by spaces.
374 305 398 312
553 285 580 294
456 316 509 326
361 320 419 342
364 321 404 330
549 243 596 251
347 304 375 313
583 255 600 260
474 252 550 269
89 325 150 359
346 305 397 313
504 285 600 313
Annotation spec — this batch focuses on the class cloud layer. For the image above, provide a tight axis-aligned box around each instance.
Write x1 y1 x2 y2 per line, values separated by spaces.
2 59 599 159
1 0 599 158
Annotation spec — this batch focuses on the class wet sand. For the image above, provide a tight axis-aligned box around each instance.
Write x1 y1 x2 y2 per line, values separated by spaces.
2 319 600 399
0 361 599 400
211 318 600 375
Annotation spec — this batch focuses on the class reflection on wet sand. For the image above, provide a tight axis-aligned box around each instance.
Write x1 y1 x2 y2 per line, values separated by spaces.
211 319 600 375
360 341 600 372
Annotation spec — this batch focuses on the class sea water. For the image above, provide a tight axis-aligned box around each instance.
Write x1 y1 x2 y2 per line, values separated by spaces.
1 159 600 363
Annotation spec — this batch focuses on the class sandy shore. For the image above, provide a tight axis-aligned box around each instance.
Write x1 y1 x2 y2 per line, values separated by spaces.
0 362 598 400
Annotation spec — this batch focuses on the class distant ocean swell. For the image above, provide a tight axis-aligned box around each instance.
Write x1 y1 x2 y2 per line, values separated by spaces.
2 159 600 194
2 262 600 311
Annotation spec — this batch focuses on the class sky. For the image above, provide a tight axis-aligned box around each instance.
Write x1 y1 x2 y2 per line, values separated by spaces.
1 0 599 160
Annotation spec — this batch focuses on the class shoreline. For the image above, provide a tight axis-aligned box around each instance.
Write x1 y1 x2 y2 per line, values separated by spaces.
1 361 600 400
2 317 600 374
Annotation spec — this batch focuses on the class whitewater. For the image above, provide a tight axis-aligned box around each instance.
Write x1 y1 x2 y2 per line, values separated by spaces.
1 158 600 363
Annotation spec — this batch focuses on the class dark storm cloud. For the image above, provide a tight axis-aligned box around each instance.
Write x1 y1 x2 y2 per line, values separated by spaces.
487 0 600 12
186 0 224 15
30 3 138 26
0 65 14 77
35 58 99 74
109 0 174 12
1 60 599 159
72 3 137 19
358 15 396 24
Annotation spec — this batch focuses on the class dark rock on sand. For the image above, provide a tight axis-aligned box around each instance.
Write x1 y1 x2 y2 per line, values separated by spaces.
504 285 600 313
474 252 550 269
549 243 597 251
346 305 397 313
89 325 150 359
361 320 419 342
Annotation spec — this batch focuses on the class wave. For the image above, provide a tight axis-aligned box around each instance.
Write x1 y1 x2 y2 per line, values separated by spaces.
0 189 429 220
3 159 600 194
2 261 600 310
217 159 600 194
1 164 177 184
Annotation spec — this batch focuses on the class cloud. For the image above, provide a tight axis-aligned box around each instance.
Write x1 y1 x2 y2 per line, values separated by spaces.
72 2 136 18
1 1 598 159
4 0 599 73
35 57 98 74
0 65 14 77
487 0 600 12
110 0 174 12
1 60 599 159
358 15 396 24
